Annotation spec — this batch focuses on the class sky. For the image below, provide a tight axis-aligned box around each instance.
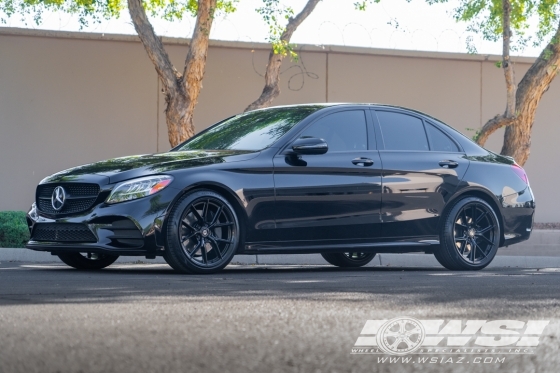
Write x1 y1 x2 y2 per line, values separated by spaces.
1 0 547 57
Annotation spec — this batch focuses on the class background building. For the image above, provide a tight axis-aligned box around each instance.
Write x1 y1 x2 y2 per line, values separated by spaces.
1 27 557 222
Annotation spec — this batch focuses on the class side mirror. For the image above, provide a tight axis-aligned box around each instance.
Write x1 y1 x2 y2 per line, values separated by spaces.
291 137 328 155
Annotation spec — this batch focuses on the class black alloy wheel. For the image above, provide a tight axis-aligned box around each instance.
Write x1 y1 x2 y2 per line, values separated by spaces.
164 190 240 274
435 196 500 270
57 252 119 270
321 252 376 267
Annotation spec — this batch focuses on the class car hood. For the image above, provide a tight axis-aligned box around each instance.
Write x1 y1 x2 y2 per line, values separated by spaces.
41 150 259 185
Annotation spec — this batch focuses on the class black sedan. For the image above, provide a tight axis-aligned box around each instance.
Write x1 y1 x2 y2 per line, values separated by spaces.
26 104 535 273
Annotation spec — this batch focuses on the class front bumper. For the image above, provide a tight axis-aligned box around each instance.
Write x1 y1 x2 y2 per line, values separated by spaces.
26 187 178 258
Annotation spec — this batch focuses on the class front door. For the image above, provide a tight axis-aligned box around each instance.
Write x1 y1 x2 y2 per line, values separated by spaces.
271 109 383 245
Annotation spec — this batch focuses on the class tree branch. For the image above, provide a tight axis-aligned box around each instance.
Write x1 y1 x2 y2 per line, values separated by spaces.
182 0 217 87
515 20 560 112
502 0 516 118
127 0 179 92
499 19 560 164
477 18 560 163
476 0 516 149
245 0 321 112
476 115 514 147
280 0 321 41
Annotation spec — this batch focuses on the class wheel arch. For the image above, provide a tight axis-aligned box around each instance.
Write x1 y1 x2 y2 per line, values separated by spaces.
162 182 249 250
441 187 505 246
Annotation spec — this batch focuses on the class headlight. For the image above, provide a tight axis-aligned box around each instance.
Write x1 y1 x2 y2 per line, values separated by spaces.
106 175 173 204
28 202 39 220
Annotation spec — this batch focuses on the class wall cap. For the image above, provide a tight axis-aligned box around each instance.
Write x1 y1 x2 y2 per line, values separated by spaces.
0 26 538 64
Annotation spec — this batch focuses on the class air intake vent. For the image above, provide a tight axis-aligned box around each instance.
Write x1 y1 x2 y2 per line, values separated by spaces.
32 223 97 243
105 219 144 248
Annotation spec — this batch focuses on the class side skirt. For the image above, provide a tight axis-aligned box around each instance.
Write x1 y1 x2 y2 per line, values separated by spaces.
240 240 440 255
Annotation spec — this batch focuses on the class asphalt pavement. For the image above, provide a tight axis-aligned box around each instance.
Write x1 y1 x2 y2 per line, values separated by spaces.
1 261 560 373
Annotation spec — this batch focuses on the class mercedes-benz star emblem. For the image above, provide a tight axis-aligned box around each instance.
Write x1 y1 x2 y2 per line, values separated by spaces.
51 186 66 211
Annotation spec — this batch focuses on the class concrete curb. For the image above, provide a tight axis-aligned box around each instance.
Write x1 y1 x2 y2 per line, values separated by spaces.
0 248 254 265
3 249 560 269
2 230 558 268
253 253 560 268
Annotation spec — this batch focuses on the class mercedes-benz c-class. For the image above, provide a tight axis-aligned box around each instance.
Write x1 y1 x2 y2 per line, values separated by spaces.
26 104 535 273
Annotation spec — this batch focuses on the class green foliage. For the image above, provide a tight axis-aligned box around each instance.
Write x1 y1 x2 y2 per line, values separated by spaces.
465 127 481 142
427 0 560 53
0 211 30 248
257 0 386 59
0 0 237 28
354 0 381 11
256 0 296 58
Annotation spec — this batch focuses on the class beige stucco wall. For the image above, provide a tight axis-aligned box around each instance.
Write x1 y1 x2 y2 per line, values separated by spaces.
0 28 558 222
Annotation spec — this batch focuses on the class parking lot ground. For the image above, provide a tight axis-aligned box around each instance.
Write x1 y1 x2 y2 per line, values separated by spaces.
1 262 559 373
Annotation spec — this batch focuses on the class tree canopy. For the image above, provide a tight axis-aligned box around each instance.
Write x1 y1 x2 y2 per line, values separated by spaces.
428 0 560 53
0 0 237 27
428 0 560 165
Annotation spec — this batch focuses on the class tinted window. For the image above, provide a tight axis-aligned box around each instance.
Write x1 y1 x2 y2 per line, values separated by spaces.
175 107 321 151
426 123 459 152
300 110 368 152
376 111 429 151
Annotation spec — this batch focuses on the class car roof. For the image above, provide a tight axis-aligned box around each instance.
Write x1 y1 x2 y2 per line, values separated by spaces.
258 103 435 117
252 102 453 129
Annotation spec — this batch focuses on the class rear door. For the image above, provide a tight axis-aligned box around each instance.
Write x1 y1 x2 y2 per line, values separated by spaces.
372 109 469 239
271 109 383 244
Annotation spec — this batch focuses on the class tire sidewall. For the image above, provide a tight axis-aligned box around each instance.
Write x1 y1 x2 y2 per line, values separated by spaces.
441 197 500 270
165 190 240 273
321 252 376 267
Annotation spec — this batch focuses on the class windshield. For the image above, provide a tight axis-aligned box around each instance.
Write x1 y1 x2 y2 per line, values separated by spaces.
174 106 322 151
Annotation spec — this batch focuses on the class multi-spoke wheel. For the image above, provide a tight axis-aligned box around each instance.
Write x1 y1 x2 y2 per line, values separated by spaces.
164 190 240 274
321 252 376 267
435 196 500 270
57 252 119 270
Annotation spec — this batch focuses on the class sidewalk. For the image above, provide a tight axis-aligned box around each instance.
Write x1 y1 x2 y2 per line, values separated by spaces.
2 230 559 268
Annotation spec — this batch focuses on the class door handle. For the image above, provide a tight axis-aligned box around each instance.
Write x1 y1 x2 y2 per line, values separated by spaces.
439 160 459 169
352 157 374 166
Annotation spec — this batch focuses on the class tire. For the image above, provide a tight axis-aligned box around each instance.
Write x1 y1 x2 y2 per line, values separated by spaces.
57 252 119 270
164 190 240 274
321 252 376 268
435 196 501 271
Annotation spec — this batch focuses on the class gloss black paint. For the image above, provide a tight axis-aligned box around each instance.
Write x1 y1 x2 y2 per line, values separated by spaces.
26 104 535 258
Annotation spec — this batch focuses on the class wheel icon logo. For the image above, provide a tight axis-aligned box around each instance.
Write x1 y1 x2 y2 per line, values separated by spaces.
376 317 425 355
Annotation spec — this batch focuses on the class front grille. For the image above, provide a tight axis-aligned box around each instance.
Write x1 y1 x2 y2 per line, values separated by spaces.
37 183 100 215
38 184 100 198
32 223 97 243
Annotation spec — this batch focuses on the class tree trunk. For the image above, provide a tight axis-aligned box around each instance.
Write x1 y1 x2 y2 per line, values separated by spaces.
476 15 560 166
502 0 516 118
476 0 515 147
244 0 321 112
175 0 217 146
128 0 217 147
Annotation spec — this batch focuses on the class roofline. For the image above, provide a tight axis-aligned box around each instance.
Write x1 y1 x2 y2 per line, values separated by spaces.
0 26 538 64
263 102 443 114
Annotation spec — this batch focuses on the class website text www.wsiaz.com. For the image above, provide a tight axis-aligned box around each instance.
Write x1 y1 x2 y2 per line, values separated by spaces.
364 356 506 364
